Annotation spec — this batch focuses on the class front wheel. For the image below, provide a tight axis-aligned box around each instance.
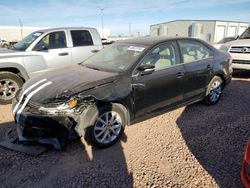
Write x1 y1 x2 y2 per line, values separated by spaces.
82 104 126 148
0 72 24 104
204 76 223 105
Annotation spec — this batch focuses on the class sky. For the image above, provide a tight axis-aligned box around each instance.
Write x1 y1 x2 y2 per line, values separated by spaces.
0 0 250 36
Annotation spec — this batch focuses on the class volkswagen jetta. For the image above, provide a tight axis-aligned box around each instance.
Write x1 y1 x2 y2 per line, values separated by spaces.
13 37 232 149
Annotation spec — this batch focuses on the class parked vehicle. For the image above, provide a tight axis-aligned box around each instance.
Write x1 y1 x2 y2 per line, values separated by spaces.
0 39 10 48
0 27 103 104
241 141 250 187
220 27 250 70
101 38 114 45
213 37 236 49
12 37 232 149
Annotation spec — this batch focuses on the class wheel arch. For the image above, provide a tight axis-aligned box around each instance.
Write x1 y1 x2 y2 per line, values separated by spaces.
0 63 29 81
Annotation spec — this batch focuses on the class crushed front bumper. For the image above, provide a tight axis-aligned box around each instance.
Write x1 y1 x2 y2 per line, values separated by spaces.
15 113 77 150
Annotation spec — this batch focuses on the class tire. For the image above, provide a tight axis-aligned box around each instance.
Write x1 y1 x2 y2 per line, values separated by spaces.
204 76 223 105
81 103 126 148
0 72 24 104
2 44 8 48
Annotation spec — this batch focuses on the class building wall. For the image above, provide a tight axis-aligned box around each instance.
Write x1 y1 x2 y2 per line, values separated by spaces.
150 20 249 43
0 26 45 42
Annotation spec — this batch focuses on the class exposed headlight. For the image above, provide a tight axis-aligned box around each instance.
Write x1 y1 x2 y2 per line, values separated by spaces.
57 98 78 110
39 98 78 115
219 45 230 52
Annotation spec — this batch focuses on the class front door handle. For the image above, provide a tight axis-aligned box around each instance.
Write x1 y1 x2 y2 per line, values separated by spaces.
176 72 185 78
207 64 211 70
58 52 69 56
132 83 145 89
92 49 99 53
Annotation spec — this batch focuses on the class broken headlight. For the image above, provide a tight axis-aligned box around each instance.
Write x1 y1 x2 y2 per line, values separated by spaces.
57 98 78 110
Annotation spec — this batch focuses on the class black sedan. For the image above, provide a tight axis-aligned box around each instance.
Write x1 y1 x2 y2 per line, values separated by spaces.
13 37 233 149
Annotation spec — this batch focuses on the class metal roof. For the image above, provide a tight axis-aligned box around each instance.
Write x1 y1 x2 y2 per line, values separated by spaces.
150 19 249 27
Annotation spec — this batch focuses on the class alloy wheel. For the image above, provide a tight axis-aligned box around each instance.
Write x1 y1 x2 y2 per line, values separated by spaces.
94 111 122 144
0 79 19 100
209 80 222 103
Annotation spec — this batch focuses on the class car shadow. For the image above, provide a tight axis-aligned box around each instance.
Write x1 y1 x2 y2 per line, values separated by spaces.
176 79 250 188
0 122 133 187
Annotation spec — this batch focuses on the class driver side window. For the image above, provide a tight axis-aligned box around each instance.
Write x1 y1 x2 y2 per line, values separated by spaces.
140 41 180 70
178 40 212 63
34 31 67 50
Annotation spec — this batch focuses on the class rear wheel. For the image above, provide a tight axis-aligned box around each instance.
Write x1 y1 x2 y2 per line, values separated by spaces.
204 76 223 105
0 72 23 104
82 104 126 148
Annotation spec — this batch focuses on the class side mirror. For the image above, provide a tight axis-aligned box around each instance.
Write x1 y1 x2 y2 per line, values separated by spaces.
33 44 48 51
137 64 155 75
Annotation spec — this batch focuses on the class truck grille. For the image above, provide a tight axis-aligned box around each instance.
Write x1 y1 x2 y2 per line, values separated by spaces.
232 60 250 64
230 46 250 53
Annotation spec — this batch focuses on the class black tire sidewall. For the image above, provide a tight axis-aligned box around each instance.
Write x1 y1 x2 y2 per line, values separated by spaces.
0 72 23 104
204 76 223 105
83 104 126 148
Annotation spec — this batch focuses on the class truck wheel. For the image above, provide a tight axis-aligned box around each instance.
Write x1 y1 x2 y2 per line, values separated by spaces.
204 76 223 105
0 72 23 104
82 103 126 148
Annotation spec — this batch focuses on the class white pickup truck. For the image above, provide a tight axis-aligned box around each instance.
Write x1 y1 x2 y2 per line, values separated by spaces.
220 27 250 70
0 27 103 104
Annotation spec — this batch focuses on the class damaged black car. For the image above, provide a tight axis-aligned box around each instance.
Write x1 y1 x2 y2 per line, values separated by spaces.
12 37 232 149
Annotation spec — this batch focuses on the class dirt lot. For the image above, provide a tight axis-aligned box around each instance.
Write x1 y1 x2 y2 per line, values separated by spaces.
0 73 249 188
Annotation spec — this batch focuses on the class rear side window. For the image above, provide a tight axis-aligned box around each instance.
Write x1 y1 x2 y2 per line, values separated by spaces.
71 30 93 47
178 40 213 63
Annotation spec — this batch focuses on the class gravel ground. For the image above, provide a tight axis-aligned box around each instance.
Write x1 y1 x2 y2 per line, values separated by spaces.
0 73 249 188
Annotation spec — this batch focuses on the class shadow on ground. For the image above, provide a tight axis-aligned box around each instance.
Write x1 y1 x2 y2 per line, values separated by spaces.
0 121 133 187
177 78 250 188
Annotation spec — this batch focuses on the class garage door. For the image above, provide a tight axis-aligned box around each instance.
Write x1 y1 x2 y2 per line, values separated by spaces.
215 25 225 43
227 26 237 37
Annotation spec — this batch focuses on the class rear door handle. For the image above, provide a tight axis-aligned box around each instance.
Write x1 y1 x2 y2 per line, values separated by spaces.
92 49 99 53
58 52 69 56
176 72 185 78
207 64 211 70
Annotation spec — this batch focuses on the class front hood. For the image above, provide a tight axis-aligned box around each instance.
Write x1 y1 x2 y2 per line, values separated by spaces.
0 48 24 59
224 39 250 47
22 65 119 104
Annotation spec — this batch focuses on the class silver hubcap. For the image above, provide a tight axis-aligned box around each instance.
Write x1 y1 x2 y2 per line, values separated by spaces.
209 80 222 102
94 111 122 144
0 79 19 100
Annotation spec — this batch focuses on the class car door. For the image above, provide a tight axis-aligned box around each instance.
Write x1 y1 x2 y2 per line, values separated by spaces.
24 31 73 77
178 39 214 102
132 41 186 117
70 30 102 64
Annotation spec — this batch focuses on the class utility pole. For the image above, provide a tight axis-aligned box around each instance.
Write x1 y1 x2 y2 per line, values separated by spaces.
19 19 23 40
98 7 107 38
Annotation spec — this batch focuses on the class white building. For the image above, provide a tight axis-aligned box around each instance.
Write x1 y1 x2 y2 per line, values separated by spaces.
0 26 45 42
150 20 249 43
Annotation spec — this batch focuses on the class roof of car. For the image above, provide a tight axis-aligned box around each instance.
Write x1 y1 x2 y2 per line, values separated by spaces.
34 27 96 33
116 36 199 46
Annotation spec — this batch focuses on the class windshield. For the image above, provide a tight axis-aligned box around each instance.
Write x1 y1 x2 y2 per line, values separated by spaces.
83 43 147 72
14 32 43 51
239 27 250 39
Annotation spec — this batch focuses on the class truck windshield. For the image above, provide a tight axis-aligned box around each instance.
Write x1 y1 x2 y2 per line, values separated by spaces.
83 43 147 73
239 27 250 39
14 32 43 51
